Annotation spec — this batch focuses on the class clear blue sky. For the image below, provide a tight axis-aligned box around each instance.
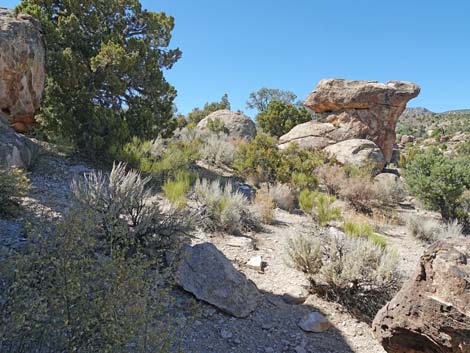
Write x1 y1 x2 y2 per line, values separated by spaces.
4 0 470 116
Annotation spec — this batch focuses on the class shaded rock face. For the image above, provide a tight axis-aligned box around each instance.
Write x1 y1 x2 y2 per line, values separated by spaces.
372 239 470 353
303 79 420 162
175 242 260 318
197 110 257 140
0 8 45 132
324 139 386 172
0 113 35 169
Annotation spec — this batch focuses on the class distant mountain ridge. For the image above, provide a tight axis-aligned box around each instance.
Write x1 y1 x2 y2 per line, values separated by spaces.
404 107 470 116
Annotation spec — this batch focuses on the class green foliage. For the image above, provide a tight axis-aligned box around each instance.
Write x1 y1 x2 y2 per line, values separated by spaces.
17 0 181 158
1 209 176 353
246 87 299 113
404 148 470 220
205 117 226 133
0 168 31 216
120 136 200 182
256 101 312 137
344 220 387 248
186 94 231 124
299 190 341 226
162 170 193 209
277 143 326 190
233 134 281 184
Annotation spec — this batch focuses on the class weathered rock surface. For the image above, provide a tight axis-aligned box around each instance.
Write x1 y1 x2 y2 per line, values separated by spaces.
0 113 35 169
372 238 470 353
0 8 45 132
298 312 332 333
175 242 260 318
324 139 386 171
197 110 257 140
303 79 420 162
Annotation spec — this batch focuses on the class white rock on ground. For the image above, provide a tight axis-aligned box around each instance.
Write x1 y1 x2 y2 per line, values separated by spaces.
298 312 332 333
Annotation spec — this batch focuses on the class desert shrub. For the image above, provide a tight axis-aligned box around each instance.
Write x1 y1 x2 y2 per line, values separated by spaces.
316 164 347 196
0 209 175 352
200 132 236 167
162 171 193 209
205 117 226 133
0 167 31 216
254 189 275 224
344 220 387 248
193 179 260 234
256 100 312 137
286 232 400 321
404 214 441 243
299 190 341 226
120 136 200 183
186 94 230 124
440 220 464 238
404 148 470 220
277 144 327 191
267 183 296 211
233 133 281 185
378 179 408 206
285 233 322 274
338 175 380 214
72 162 187 251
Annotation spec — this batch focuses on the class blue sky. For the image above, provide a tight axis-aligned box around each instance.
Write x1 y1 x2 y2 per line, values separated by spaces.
4 0 470 116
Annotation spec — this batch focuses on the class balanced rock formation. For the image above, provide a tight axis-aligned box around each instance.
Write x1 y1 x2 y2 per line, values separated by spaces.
175 243 260 318
0 8 45 132
372 238 470 353
0 113 36 169
197 110 257 140
304 79 420 162
324 139 386 172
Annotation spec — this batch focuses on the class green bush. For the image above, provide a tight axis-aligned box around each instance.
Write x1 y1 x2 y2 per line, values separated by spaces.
344 220 387 248
186 94 231 124
233 133 281 184
0 208 176 352
256 100 312 137
162 170 193 209
0 168 31 216
404 148 470 220
299 190 342 226
206 117 226 133
18 0 181 159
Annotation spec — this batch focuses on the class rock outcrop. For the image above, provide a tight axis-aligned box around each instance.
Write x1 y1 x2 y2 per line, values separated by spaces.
197 110 257 140
372 238 470 353
303 79 420 162
175 243 260 318
324 139 386 172
0 8 45 132
0 113 35 169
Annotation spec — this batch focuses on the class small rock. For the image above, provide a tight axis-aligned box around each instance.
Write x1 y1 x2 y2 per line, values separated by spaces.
282 285 309 305
262 322 273 330
264 347 274 353
298 312 332 333
220 329 233 339
247 255 263 271
294 346 307 353
226 236 254 248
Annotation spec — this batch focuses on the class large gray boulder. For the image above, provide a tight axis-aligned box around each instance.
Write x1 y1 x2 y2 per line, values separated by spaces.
0 113 35 169
304 79 420 162
175 243 260 318
197 110 257 140
373 238 470 353
0 8 45 132
324 139 386 172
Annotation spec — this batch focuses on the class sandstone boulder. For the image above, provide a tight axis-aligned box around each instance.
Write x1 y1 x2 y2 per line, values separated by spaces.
0 9 45 132
304 79 420 162
175 243 259 318
372 238 470 353
0 114 35 169
197 110 256 140
324 139 386 172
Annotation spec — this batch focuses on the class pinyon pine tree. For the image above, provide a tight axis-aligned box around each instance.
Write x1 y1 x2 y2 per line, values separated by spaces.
17 0 181 158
